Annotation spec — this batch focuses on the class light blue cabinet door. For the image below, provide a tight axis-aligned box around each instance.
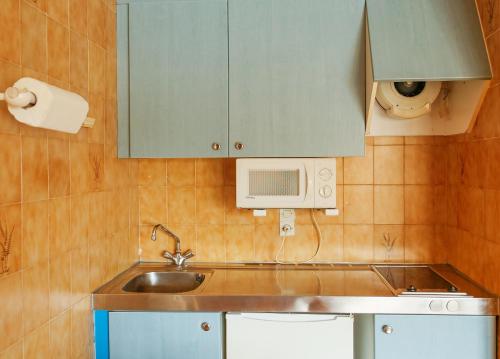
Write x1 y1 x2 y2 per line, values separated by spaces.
228 0 365 158
109 312 223 359
374 315 496 359
118 1 228 158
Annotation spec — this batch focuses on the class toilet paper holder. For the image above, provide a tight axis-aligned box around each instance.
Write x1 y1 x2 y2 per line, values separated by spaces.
0 85 95 129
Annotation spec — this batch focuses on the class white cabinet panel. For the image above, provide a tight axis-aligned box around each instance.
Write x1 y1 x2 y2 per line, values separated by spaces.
226 313 353 359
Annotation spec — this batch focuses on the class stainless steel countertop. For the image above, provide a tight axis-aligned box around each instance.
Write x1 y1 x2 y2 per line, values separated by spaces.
92 263 499 315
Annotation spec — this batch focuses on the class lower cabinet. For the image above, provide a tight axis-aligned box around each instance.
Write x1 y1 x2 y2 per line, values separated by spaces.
93 311 496 359
355 314 496 359
107 312 223 359
226 313 354 359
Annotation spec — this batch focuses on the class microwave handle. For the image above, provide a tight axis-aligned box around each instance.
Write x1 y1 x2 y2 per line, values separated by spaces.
304 165 309 200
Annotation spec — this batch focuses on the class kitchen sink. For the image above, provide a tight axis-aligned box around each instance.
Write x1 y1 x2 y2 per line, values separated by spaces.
122 271 206 293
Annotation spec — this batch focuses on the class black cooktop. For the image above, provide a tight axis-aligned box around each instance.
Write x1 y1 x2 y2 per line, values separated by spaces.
373 265 467 296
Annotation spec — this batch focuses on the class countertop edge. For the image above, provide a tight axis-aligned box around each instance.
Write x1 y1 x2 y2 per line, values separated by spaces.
92 294 499 316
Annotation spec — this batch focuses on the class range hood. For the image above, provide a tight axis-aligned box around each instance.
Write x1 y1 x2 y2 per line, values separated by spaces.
365 0 492 136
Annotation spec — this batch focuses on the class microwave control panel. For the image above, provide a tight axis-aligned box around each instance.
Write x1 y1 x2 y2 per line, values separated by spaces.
314 159 337 208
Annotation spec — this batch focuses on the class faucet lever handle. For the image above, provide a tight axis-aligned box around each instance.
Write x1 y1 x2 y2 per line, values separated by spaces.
182 249 194 259
163 251 174 260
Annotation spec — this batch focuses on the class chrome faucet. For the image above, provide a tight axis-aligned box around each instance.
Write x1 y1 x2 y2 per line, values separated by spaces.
151 224 194 268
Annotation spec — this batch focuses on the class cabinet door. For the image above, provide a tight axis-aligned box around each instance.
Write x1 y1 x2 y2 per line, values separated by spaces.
228 0 365 157
118 1 228 158
374 315 496 359
109 312 223 359
227 313 353 359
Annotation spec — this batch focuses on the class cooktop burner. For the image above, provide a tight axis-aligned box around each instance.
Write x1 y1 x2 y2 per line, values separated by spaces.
373 265 468 296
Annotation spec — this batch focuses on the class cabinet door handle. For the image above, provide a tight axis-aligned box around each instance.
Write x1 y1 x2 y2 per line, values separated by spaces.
201 322 210 331
211 143 221 151
234 142 244 150
381 325 394 334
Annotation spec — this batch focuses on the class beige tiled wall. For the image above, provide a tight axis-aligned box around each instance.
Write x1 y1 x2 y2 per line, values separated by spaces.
139 136 447 264
1 0 499 358
444 0 500 354
443 0 500 298
0 0 139 357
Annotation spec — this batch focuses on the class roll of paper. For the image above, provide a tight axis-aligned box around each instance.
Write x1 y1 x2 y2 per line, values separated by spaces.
7 77 89 134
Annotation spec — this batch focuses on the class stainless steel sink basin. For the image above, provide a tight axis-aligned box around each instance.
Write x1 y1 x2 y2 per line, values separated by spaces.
122 271 206 293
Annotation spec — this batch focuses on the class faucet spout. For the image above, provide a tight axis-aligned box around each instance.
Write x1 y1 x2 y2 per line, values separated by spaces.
151 224 194 267
151 224 181 252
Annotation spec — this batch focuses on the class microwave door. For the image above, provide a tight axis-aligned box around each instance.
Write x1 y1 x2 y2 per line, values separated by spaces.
236 159 318 209
257 166 306 208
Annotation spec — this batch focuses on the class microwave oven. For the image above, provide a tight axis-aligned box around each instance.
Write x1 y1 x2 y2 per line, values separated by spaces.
236 158 337 209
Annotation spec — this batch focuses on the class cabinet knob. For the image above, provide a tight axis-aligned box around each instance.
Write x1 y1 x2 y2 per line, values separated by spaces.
211 143 221 151
381 325 394 334
234 142 244 150
201 322 210 331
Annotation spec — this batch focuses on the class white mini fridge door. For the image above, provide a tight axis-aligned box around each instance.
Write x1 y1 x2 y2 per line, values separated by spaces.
226 313 354 359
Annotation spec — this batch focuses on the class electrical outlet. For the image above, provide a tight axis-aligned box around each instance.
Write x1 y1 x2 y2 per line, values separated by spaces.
279 209 296 237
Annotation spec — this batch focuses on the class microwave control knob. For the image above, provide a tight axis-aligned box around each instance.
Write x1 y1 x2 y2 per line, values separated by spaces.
319 185 332 198
446 300 459 312
319 168 333 181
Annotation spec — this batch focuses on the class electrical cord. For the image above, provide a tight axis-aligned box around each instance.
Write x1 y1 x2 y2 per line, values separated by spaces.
275 209 323 265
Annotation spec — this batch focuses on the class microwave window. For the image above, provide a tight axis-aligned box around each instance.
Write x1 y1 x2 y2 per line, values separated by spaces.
249 170 300 196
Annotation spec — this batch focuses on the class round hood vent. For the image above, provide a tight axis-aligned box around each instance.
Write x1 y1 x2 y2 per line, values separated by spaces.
376 81 442 119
